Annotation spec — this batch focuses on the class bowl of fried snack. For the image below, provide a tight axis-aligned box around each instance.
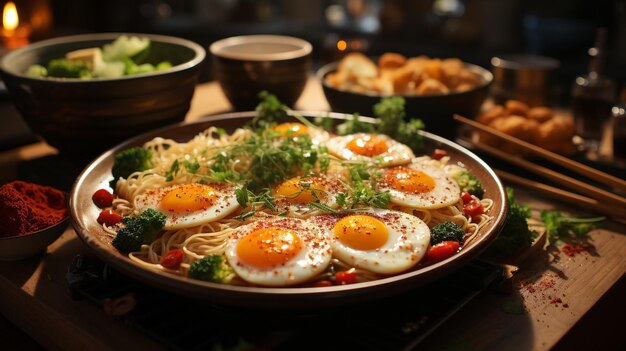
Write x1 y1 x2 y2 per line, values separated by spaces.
318 52 493 136
475 99 576 154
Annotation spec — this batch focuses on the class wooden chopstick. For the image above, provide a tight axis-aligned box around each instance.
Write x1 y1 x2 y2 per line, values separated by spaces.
458 137 626 208
454 114 626 194
494 168 626 224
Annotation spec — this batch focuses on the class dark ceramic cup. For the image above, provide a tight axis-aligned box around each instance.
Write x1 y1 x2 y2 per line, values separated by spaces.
0 33 205 162
210 35 312 110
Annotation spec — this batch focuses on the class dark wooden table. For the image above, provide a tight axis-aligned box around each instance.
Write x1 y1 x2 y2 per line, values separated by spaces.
1 79 625 350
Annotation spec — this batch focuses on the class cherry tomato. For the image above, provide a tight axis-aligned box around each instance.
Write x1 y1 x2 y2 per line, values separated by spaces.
92 189 114 208
427 241 460 262
313 280 333 287
432 149 448 160
463 199 485 220
335 270 357 285
461 191 472 204
97 209 122 227
159 249 184 270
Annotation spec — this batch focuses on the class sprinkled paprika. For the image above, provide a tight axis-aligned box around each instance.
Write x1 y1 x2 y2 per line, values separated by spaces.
0 180 68 238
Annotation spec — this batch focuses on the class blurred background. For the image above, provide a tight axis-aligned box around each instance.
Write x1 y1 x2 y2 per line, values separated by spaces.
5 0 626 103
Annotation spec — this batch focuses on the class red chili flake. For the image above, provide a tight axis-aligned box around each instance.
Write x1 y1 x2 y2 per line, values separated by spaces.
550 297 562 304
560 243 589 257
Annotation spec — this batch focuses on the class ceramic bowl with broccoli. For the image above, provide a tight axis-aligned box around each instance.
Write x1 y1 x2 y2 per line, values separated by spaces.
0 33 205 161
26 35 174 79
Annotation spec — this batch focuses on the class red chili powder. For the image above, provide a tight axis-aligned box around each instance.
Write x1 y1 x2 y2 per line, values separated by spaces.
0 180 68 238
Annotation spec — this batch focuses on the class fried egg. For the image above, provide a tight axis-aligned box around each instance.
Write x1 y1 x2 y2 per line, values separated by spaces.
134 183 239 230
272 122 329 145
377 163 460 209
327 133 414 166
224 217 332 286
311 209 430 275
273 175 343 213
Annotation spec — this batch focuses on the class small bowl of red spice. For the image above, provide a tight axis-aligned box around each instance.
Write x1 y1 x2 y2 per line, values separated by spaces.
0 180 69 260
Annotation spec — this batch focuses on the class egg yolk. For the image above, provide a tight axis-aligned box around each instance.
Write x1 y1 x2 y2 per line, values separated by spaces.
236 227 303 268
346 134 389 157
333 215 389 250
274 177 326 204
273 123 309 137
383 167 435 193
161 184 218 212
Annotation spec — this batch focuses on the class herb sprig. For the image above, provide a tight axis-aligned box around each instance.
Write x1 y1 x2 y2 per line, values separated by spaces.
540 210 604 245
334 96 425 152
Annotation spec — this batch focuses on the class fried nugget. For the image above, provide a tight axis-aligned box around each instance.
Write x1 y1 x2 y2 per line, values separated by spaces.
527 106 554 123
477 105 507 125
379 53 407 70
505 100 530 117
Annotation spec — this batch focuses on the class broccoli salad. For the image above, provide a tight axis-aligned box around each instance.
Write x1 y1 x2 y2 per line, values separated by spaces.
26 35 172 79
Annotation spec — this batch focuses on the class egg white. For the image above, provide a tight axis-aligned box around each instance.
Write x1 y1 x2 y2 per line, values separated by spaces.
311 209 430 275
224 217 332 287
327 133 415 166
134 183 240 230
378 163 461 209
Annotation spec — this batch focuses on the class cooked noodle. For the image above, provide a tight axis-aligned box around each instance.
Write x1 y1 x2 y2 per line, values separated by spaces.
105 125 494 284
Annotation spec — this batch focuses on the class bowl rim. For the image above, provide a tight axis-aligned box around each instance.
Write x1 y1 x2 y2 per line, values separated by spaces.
0 32 206 83
0 190 70 241
209 34 312 61
316 58 493 99
0 215 70 241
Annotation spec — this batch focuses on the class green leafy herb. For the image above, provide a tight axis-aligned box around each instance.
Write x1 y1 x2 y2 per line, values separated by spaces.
373 96 405 136
540 210 604 245
313 115 335 131
234 187 276 220
333 163 391 210
373 97 425 152
252 91 289 128
336 113 376 135
394 118 425 152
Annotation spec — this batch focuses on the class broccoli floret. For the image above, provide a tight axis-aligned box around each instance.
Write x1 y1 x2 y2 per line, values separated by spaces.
431 221 465 245
46 58 91 78
102 35 151 62
155 61 172 71
26 64 47 78
112 209 166 253
489 188 537 256
454 171 485 198
188 254 234 283
110 147 153 187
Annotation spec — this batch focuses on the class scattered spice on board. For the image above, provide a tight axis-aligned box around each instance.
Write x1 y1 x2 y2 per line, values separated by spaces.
560 243 589 257
517 272 568 307
0 180 68 238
